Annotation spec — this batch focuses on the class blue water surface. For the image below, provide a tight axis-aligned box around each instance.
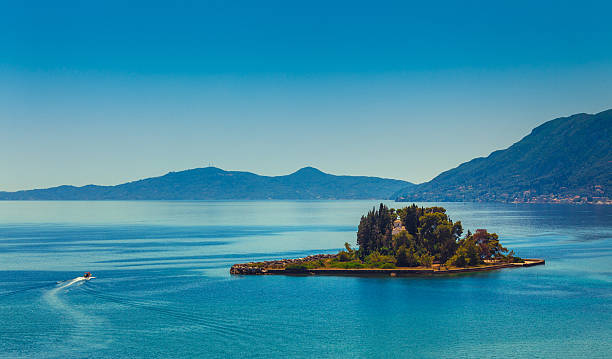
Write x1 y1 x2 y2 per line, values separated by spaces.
0 201 610 358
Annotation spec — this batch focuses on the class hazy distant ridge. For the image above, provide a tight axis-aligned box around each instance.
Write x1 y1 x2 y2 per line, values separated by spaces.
0 167 413 200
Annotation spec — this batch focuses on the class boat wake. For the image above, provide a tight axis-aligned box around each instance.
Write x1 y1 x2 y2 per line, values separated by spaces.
43 276 110 352
78 284 262 341
4 275 267 355
0 282 56 298
56 275 95 290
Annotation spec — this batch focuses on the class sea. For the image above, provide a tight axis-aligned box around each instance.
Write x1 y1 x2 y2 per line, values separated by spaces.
0 201 610 358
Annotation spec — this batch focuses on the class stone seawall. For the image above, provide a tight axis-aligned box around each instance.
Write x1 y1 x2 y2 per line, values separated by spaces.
230 257 545 276
519 258 546 267
229 254 336 275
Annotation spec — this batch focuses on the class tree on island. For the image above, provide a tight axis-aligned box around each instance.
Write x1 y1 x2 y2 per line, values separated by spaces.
417 209 463 263
348 203 520 268
356 203 394 258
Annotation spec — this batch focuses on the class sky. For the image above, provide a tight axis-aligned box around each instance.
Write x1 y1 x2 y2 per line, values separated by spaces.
1 0 612 191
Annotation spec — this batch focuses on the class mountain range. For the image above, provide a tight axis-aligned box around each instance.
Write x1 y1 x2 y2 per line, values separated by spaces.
2 109 610 203
0 167 413 200
394 109 611 203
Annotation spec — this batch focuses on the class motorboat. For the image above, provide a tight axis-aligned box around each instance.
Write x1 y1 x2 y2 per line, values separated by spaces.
83 272 95 280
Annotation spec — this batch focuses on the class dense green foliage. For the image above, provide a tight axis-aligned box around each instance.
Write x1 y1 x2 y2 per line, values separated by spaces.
0 166 412 200
285 263 309 272
395 109 612 202
346 203 520 268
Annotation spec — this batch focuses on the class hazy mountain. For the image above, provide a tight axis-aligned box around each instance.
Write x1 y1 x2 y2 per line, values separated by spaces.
395 109 611 203
0 167 413 200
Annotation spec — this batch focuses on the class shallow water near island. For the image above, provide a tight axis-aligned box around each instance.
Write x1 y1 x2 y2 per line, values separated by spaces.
0 201 610 358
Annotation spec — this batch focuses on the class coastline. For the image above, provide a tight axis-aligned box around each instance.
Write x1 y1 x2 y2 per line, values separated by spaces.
230 258 545 276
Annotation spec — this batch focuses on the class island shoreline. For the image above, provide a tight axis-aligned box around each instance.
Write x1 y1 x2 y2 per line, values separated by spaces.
230 258 545 276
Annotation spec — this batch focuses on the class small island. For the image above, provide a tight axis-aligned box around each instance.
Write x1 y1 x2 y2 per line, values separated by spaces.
231 204 544 276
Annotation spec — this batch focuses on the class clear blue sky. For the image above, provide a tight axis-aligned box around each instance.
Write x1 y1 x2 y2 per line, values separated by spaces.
1 0 611 190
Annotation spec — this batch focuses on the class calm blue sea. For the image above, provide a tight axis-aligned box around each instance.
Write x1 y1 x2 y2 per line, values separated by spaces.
0 201 610 358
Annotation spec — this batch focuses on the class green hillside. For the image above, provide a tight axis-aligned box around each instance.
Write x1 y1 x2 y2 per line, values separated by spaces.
395 109 611 203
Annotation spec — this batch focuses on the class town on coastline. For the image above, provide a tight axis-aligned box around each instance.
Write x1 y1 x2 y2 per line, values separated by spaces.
231 204 545 276
397 185 611 205
511 187 612 204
